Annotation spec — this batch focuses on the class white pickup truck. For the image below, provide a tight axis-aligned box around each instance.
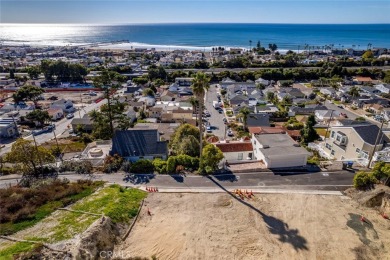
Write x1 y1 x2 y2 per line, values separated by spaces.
213 100 221 108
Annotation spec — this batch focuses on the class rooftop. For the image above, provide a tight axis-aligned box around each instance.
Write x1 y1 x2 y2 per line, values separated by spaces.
214 142 253 153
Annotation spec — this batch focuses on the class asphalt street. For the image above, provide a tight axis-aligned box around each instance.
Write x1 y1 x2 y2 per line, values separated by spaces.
204 84 227 139
0 170 355 191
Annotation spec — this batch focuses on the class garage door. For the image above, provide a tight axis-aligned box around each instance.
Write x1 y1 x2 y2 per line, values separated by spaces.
269 155 306 168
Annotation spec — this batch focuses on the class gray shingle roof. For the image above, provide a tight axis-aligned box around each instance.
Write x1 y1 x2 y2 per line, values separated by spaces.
246 113 270 127
111 129 168 157
352 124 384 145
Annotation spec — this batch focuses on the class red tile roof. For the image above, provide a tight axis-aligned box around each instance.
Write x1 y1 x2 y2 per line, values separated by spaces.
214 142 253 153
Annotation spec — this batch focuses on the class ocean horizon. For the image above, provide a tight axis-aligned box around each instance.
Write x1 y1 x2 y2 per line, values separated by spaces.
1 23 389 51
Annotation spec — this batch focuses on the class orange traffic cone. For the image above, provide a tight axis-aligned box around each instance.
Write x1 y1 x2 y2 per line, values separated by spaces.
360 215 367 223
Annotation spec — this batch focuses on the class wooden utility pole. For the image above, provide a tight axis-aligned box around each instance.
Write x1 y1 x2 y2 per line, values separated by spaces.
367 119 385 168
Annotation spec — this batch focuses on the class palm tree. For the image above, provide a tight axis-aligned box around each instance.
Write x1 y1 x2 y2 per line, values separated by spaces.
191 72 210 157
238 107 251 131
249 40 252 52
188 96 199 124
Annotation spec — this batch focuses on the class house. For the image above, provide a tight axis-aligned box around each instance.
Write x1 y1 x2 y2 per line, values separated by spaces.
149 106 163 119
71 115 94 133
289 105 327 116
47 107 64 120
363 103 383 114
255 78 270 86
319 88 336 97
133 123 180 141
315 110 341 122
124 86 142 97
229 95 248 106
214 141 253 163
175 77 193 87
160 90 176 101
137 96 155 107
381 108 390 121
50 99 75 113
124 107 138 123
0 118 18 138
322 122 387 165
110 129 168 162
360 86 381 96
375 84 390 94
353 76 374 85
246 113 270 127
251 133 310 168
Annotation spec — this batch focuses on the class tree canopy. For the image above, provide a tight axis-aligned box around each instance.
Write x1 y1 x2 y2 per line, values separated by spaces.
300 115 319 144
26 110 50 126
13 85 44 104
169 123 200 156
200 144 224 174
40 60 87 82
5 139 55 176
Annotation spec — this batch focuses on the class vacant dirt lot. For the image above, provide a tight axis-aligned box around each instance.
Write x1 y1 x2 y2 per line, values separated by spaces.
117 193 390 260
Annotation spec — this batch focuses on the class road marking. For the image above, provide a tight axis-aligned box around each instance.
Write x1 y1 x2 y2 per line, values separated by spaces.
322 173 329 176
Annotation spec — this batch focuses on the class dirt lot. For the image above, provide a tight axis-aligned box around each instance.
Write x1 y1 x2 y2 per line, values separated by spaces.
117 193 390 260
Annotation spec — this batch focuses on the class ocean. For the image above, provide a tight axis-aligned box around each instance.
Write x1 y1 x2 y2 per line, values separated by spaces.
0 23 389 51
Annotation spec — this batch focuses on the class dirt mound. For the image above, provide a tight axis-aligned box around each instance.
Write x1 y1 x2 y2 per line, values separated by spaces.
381 193 390 215
33 216 120 260
345 185 390 208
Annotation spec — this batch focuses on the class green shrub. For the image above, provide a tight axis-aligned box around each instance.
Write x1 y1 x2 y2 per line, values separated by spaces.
167 157 176 173
152 159 167 174
353 171 376 189
103 154 124 173
130 159 154 173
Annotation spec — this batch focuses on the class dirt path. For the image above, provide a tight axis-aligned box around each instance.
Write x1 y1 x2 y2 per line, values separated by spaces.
116 193 390 260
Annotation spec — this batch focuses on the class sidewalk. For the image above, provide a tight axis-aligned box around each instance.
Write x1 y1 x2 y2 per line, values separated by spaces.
132 185 344 196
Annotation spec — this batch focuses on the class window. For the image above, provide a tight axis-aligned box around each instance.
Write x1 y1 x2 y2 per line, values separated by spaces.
238 153 243 160
325 143 331 150
356 148 360 153
331 131 335 138
331 150 335 155
336 135 341 141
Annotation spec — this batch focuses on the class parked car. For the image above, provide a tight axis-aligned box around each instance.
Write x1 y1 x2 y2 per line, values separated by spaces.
337 105 344 109
223 118 227 124
206 125 212 133
48 96 58 100
227 129 234 137
66 113 74 119
218 108 223 114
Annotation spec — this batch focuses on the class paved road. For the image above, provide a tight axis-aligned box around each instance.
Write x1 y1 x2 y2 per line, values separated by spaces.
204 84 227 139
0 170 355 191
0 99 107 156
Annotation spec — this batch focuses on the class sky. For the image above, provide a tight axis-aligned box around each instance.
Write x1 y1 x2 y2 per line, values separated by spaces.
0 0 389 24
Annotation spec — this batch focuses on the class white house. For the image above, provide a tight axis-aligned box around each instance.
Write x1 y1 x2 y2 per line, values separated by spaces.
375 84 390 94
214 141 253 163
315 110 341 122
47 108 64 120
50 99 75 113
251 133 310 168
138 96 155 107
0 118 18 138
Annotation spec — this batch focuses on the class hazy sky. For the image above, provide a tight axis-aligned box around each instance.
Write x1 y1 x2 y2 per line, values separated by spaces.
1 0 389 24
